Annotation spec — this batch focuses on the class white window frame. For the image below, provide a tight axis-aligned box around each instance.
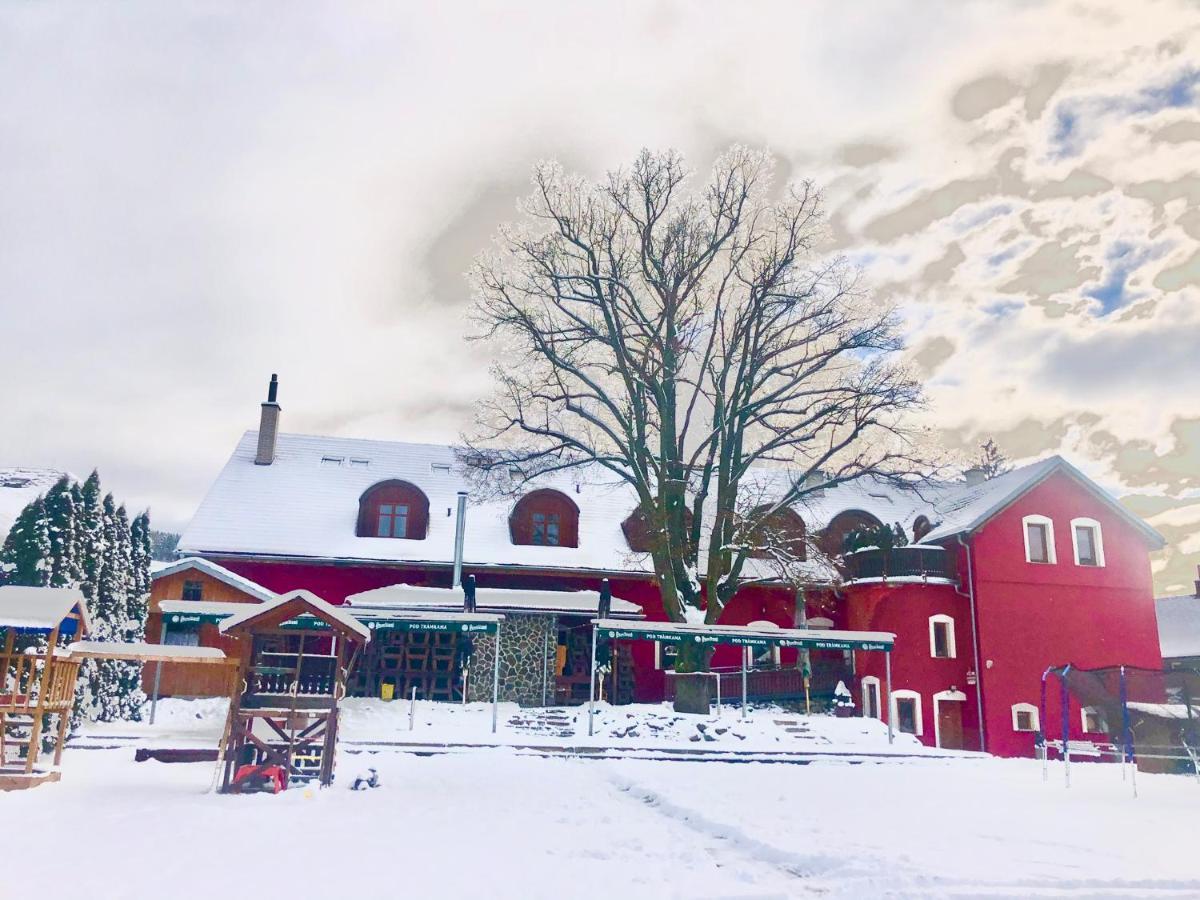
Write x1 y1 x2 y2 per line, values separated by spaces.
1022 514 1057 564
1081 706 1106 733
932 689 967 749
890 689 923 736
1069 517 1105 567
861 676 881 720
928 614 956 659
1011 702 1040 732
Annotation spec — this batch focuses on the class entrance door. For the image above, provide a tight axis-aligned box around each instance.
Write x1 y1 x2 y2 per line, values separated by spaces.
936 698 964 749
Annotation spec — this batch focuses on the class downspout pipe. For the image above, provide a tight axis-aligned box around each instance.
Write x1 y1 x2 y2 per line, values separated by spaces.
452 491 468 589
957 533 987 753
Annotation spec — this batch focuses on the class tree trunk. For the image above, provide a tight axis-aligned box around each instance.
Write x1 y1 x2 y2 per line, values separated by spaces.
673 672 711 715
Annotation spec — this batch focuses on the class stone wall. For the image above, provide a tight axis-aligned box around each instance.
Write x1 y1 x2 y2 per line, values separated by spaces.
466 613 558 706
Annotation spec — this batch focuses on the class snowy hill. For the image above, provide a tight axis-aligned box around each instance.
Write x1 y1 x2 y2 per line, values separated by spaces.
0 467 72 541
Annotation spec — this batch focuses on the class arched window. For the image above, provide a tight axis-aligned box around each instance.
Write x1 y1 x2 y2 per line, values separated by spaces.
356 481 430 539
1022 514 1056 564
747 506 807 561
928 614 956 659
912 515 933 542
511 489 579 548
622 504 694 554
819 509 884 558
1070 517 1105 567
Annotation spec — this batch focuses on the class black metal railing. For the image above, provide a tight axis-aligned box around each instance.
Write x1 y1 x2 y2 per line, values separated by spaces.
843 545 956 583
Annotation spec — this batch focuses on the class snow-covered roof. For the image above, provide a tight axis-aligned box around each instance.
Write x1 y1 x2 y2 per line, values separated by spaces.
218 589 371 641
1156 593 1200 660
0 586 90 633
348 583 643 618
180 432 647 574
67 640 228 664
178 432 1162 578
159 599 261 618
919 456 1164 548
152 556 278 603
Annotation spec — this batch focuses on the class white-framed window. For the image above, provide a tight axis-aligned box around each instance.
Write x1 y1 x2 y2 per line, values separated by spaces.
1011 702 1040 732
928 614 956 659
655 641 678 670
861 676 881 720
890 689 923 736
1022 514 1056 564
1081 706 1107 733
1070 517 1105 567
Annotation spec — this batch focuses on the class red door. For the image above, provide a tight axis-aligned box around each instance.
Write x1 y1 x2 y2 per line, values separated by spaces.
937 700 964 749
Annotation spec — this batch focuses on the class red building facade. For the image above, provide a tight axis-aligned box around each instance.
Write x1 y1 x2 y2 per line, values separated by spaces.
168 392 1164 758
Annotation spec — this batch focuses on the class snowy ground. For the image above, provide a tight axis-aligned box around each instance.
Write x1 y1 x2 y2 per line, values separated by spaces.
78 697 950 759
7 742 1200 899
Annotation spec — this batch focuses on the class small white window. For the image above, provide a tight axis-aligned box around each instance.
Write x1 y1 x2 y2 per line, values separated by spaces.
1081 706 1107 733
929 614 956 659
1022 515 1056 564
890 690 923 736
1011 702 1040 732
430 462 451 474
320 456 344 467
349 458 370 468
1070 518 1105 567
861 676 881 720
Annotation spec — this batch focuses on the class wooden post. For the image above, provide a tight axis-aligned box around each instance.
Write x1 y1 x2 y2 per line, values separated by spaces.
25 625 60 774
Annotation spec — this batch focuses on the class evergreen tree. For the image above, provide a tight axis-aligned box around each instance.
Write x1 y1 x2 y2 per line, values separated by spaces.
149 529 180 562
0 495 52 586
43 476 80 587
111 504 145 720
76 470 105 605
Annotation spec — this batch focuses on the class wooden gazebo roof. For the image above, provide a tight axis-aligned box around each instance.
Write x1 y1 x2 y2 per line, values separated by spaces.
218 589 371 643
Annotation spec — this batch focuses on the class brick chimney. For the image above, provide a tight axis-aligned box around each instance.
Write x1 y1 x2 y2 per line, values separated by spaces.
255 374 281 466
963 466 987 486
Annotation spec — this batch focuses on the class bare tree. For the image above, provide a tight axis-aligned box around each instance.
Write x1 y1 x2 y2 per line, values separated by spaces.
464 147 924 668
972 438 1012 480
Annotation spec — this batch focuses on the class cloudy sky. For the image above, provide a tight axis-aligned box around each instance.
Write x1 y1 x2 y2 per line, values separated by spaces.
1 1 1197 594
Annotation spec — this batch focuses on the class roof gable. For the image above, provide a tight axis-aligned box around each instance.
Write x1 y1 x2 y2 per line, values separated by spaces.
919 457 1165 549
151 556 277 602
218 589 370 642
0 586 91 634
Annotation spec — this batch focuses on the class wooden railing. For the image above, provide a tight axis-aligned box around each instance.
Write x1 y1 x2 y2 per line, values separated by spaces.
843 545 956 583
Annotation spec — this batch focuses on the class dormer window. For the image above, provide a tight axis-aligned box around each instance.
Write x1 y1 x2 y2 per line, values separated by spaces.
377 503 409 538
747 506 807 561
357 481 430 539
511 489 579 548
622 504 695 554
913 515 932 542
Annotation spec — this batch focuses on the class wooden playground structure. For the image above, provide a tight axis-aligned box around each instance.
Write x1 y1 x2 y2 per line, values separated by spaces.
0 587 90 790
1 585 233 791
218 590 370 792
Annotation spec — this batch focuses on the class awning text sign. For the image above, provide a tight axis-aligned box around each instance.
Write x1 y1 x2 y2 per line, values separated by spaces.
597 625 891 652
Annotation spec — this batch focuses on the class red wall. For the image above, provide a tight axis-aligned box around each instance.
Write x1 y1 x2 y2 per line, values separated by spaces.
967 471 1161 757
845 581 980 750
213 557 672 702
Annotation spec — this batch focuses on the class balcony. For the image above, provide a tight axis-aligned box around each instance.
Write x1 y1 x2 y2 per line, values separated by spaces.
843 545 957 584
